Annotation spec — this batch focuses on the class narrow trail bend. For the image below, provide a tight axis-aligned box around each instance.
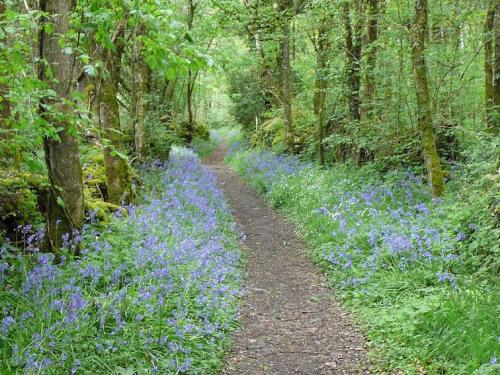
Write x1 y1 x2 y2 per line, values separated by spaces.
204 143 370 375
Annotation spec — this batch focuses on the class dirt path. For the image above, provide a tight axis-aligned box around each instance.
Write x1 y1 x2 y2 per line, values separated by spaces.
204 144 369 375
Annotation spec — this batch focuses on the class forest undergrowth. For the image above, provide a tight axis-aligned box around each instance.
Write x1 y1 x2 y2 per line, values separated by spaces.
0 147 242 374
222 128 499 375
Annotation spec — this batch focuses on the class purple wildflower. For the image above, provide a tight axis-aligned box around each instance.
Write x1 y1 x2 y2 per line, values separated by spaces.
1 316 15 335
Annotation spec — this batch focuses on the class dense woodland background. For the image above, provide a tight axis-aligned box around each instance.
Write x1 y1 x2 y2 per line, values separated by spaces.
0 0 499 373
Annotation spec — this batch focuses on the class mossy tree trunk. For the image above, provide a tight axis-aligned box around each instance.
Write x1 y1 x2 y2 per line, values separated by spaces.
314 17 330 166
39 0 85 250
411 0 445 196
279 0 295 153
132 25 150 161
98 36 132 205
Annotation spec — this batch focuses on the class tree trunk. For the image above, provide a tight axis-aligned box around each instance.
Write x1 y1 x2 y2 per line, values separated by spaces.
314 19 330 166
364 0 379 119
163 77 178 120
279 0 295 152
0 1 9 125
493 2 500 134
132 27 149 161
185 0 196 141
411 0 445 196
485 0 495 131
39 0 85 250
186 70 195 140
0 1 16 165
343 1 362 122
98 39 132 205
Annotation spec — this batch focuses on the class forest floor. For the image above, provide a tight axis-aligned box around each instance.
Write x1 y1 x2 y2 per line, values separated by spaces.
204 143 370 375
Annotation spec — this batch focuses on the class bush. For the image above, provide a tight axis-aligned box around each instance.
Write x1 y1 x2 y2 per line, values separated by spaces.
0 170 48 244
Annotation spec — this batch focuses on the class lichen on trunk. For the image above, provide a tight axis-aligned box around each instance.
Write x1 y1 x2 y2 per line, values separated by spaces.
411 0 445 196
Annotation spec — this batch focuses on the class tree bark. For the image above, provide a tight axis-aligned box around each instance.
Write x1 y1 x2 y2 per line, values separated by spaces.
98 35 132 205
186 70 195 140
185 0 196 141
485 0 495 131
314 18 330 166
0 1 15 164
162 77 178 120
343 1 362 122
279 0 295 152
493 2 500 134
411 0 445 196
39 0 85 250
132 27 149 161
363 0 379 119
0 1 9 124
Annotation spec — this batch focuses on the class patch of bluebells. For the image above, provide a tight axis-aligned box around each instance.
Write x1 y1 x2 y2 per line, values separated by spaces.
0 147 241 374
228 148 308 192
229 148 464 290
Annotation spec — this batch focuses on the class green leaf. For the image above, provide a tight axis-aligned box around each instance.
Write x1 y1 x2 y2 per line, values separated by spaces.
56 196 65 208
184 32 194 43
83 64 97 77
62 47 73 56
44 23 56 35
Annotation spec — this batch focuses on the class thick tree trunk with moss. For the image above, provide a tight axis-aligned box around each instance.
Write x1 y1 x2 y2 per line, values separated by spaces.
363 0 379 119
411 0 445 196
279 0 295 153
39 0 85 250
314 19 330 166
98 43 132 205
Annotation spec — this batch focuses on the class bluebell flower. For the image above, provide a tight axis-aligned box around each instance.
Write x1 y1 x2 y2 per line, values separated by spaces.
1 316 15 335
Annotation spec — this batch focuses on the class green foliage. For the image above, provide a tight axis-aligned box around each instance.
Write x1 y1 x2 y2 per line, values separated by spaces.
193 121 210 141
147 123 177 161
0 170 48 243
226 61 270 131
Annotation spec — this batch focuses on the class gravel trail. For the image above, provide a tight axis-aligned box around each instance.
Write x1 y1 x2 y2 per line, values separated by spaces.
204 143 370 375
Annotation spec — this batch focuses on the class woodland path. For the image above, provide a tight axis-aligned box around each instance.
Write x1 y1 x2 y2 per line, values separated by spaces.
204 143 370 375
